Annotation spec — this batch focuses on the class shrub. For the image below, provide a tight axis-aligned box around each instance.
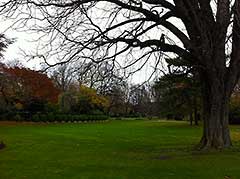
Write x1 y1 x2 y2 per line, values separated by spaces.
14 114 23 122
39 114 47 122
0 113 7 121
91 110 104 115
62 114 69 122
229 95 240 124
5 112 14 121
47 113 55 122
20 112 31 121
54 114 61 122
72 115 78 121
32 114 40 122
70 115 75 122
0 111 109 123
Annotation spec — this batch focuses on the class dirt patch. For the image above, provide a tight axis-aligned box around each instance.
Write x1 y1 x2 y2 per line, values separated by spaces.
0 141 6 150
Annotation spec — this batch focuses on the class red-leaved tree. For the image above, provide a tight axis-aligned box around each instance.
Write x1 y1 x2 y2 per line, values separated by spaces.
0 64 60 107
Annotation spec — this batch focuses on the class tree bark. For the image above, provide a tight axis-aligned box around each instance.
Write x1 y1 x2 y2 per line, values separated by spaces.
189 112 193 126
193 97 199 126
199 72 232 149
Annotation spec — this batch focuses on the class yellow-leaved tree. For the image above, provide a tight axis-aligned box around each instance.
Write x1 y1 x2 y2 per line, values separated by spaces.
59 85 109 114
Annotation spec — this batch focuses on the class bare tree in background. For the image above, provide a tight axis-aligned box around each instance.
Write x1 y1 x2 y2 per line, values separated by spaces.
50 60 125 94
0 0 240 149
51 64 76 92
129 84 152 116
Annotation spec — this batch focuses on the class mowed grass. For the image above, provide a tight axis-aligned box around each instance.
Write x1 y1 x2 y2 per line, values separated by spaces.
1 120 240 179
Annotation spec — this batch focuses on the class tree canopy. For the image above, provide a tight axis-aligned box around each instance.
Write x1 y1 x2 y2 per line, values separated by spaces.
0 64 60 111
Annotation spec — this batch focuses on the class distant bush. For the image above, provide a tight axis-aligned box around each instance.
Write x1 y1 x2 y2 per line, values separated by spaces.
3 111 16 121
229 94 240 124
0 113 6 121
32 114 40 122
13 114 23 122
36 114 108 122
229 109 240 124
46 113 53 122
0 111 109 123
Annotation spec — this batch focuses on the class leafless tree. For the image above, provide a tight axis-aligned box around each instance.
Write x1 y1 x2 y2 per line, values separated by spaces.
80 61 125 94
129 84 152 116
0 0 240 149
49 60 125 93
50 64 77 92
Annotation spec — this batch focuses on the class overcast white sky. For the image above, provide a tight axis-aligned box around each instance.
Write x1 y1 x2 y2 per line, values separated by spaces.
0 21 41 68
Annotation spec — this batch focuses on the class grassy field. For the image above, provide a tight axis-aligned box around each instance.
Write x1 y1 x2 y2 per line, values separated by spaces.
1 120 240 179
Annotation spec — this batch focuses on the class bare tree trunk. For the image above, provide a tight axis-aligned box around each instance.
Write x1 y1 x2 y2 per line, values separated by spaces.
190 112 193 126
199 74 232 149
193 97 199 126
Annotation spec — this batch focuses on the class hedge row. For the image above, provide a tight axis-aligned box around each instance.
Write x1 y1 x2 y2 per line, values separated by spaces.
0 112 109 122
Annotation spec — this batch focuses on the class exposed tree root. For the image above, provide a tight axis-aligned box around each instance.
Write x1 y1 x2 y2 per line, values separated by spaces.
197 136 232 151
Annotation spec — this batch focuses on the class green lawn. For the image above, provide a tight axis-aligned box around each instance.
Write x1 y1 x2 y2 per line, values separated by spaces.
1 120 240 179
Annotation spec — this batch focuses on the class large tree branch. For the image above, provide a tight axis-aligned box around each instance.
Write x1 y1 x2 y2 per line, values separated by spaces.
25 0 161 21
103 37 192 61
172 0 202 43
142 0 176 12
106 0 161 21
216 0 231 32
198 0 215 24
161 21 191 50
25 0 84 8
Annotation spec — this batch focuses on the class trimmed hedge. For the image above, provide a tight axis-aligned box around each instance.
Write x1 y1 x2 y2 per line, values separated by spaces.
0 112 108 122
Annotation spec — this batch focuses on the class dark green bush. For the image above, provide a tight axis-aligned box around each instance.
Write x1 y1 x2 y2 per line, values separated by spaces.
70 115 75 122
91 110 104 115
6 111 16 121
32 114 40 122
14 114 23 122
0 112 108 123
47 113 55 122
0 113 7 121
40 114 47 122
54 114 61 122
62 114 69 122
72 115 78 121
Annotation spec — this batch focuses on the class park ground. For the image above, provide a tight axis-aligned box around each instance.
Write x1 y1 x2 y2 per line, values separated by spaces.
1 119 240 179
